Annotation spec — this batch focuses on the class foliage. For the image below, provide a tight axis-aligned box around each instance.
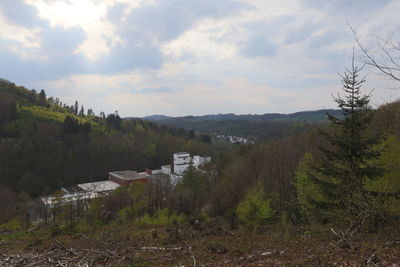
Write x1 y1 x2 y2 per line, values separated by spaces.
188 129 195 139
63 115 91 134
295 153 329 223
175 163 207 215
200 134 212 144
73 220 93 234
0 219 22 231
236 183 273 231
0 94 17 127
17 172 45 197
305 61 384 226
107 113 122 130
365 135 400 219
114 182 150 224
136 208 185 226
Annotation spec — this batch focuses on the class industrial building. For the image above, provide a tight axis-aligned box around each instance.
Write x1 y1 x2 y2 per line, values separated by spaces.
39 152 211 209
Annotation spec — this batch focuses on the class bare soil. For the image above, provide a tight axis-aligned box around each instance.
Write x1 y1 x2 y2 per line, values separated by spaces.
1 224 399 266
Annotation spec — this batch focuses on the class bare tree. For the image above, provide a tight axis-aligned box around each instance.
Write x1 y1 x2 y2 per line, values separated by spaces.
350 25 400 81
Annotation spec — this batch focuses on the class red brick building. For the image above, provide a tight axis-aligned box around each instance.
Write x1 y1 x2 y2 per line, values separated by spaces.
108 170 149 187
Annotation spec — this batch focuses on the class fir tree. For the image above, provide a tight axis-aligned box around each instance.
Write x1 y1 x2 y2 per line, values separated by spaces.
78 105 85 117
38 89 46 106
308 58 384 222
74 101 79 115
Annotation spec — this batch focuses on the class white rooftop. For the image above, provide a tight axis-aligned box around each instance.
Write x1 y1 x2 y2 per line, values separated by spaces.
41 181 120 207
78 180 120 192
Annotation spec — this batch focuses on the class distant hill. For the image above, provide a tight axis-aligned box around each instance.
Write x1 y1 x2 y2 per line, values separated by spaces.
142 109 342 122
140 109 342 142
141 115 173 121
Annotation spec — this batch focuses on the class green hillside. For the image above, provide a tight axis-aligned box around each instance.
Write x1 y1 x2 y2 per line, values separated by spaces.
0 79 215 223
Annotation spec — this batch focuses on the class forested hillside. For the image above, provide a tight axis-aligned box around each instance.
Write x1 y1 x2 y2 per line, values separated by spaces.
0 79 215 221
142 110 343 142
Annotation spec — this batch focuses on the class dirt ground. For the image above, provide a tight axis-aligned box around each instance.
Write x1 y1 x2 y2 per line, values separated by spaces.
1 224 399 266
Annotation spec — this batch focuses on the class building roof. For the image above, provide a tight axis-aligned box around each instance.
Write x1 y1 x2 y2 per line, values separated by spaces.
41 181 120 206
174 152 190 155
109 170 148 181
78 180 120 192
62 185 85 194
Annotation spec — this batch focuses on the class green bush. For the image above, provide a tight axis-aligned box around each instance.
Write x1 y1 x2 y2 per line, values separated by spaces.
236 183 273 231
0 219 22 231
137 209 185 226
74 221 92 233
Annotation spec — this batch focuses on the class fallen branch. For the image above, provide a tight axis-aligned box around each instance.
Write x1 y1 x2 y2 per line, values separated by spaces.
185 241 197 267
141 246 182 251
55 239 78 256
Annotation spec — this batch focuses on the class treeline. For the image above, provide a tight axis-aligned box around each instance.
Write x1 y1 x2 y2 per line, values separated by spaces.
0 79 47 107
149 114 329 143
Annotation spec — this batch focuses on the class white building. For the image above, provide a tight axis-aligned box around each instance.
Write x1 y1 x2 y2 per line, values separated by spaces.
169 152 211 184
39 152 211 210
173 152 192 174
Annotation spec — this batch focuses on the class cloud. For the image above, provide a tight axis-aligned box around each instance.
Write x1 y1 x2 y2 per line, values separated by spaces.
0 0 45 28
98 0 250 72
308 29 340 49
115 0 250 43
139 87 177 94
283 19 318 44
106 2 130 24
41 26 86 58
0 0 251 79
0 24 87 82
240 36 277 58
302 0 393 13
1 0 400 117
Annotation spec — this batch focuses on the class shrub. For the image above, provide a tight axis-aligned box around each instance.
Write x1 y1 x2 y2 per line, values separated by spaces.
0 219 21 231
136 209 185 226
236 184 273 232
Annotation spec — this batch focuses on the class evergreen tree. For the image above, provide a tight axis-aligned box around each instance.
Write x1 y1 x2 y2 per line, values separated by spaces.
74 101 79 115
39 89 46 106
188 129 195 139
78 105 85 117
81 122 92 134
63 115 80 134
100 111 106 119
106 113 122 130
200 134 212 144
307 59 384 223
28 89 37 103
0 94 17 127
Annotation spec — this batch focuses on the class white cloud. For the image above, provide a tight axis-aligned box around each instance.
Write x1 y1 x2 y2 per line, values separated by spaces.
2 0 400 116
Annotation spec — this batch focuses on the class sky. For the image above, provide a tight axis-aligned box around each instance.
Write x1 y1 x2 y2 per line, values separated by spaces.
1 0 400 117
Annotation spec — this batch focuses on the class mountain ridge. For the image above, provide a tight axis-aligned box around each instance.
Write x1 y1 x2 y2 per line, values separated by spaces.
138 109 342 122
